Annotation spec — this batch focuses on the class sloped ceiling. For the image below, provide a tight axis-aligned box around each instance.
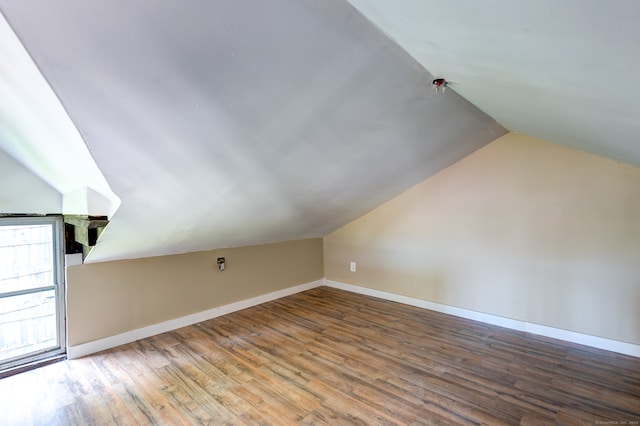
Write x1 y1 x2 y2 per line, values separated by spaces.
347 0 640 166
0 0 505 262
3 1 637 263
0 13 120 217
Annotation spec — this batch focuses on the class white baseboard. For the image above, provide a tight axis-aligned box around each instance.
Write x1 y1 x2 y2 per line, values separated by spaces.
68 278 640 360
67 279 324 359
325 280 640 358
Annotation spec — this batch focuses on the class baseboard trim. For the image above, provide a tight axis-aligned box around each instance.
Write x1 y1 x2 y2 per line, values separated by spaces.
68 278 640 359
67 279 324 359
325 280 640 358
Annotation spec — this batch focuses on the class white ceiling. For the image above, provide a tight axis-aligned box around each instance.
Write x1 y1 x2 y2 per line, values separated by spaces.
0 14 120 217
1 0 637 263
347 0 640 165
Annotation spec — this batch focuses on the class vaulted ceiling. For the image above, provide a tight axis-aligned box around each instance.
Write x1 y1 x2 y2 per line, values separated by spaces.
0 1 638 263
348 0 640 165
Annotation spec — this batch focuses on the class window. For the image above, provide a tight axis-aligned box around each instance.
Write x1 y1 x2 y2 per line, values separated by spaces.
0 216 65 372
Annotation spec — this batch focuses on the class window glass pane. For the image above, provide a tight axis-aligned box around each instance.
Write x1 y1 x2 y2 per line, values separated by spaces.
0 290 57 361
0 224 53 294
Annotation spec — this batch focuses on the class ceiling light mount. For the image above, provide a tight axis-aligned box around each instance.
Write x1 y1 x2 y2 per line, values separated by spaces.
432 78 448 94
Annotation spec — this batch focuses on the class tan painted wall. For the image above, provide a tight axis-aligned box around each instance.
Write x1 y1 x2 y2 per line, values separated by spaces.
324 133 640 345
67 238 323 346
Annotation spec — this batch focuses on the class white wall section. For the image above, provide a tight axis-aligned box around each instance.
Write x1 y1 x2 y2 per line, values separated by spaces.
0 149 61 213
0 14 119 217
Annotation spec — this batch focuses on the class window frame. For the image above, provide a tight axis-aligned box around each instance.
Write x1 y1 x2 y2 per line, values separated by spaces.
0 215 66 371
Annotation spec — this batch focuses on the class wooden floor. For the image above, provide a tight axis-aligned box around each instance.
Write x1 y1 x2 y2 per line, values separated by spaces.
1 287 639 425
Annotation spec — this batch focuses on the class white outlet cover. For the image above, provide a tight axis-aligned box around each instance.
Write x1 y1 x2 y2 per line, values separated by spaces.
350 261 356 272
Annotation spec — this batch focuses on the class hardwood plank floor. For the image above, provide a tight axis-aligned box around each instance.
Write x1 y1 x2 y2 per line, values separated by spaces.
1 286 639 425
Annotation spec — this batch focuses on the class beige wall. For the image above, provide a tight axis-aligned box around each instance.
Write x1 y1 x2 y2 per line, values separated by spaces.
324 133 640 345
66 134 640 348
67 238 323 346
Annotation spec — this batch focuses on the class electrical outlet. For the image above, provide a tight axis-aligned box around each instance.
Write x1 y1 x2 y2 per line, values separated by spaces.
350 261 356 272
